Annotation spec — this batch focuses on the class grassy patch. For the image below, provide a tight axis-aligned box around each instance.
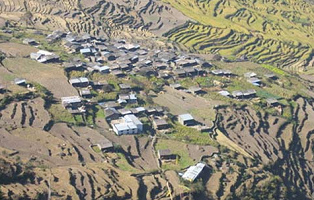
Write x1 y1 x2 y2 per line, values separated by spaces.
155 139 195 170
168 123 217 146
95 105 105 119
91 145 101 153
115 153 141 173
48 104 76 124
261 64 287 76
256 89 280 99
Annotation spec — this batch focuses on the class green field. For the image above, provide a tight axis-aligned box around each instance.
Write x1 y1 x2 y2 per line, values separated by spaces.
155 139 195 170
163 0 314 70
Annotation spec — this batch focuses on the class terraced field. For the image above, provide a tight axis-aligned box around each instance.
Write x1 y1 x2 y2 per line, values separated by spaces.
216 96 314 197
0 97 183 199
163 0 314 70
0 0 190 37
1 0 314 69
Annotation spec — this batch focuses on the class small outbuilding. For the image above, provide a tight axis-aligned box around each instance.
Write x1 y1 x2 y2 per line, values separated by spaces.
105 108 120 121
158 149 176 160
189 86 204 95
14 78 27 86
178 114 195 126
266 98 280 107
79 88 91 98
96 140 114 152
153 118 169 130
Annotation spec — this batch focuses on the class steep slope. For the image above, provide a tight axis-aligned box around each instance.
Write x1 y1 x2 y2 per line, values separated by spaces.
215 97 314 198
0 0 190 37
163 0 314 70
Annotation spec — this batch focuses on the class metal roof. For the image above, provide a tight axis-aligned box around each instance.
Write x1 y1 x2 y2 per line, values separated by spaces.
218 91 230 96
114 123 130 131
61 96 81 104
158 149 172 156
170 83 182 88
119 83 131 89
136 107 146 112
266 98 278 104
179 114 194 121
247 78 261 83
232 91 243 97
244 72 257 78
182 163 205 182
124 114 142 126
97 140 113 149
126 122 137 130
14 78 26 85
153 118 168 126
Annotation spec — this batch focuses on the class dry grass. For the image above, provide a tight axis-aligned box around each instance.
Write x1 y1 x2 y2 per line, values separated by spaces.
3 58 77 98
215 129 252 158
154 86 221 125
0 42 38 57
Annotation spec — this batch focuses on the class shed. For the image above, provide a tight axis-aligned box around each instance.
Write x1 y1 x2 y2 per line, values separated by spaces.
182 163 206 182
189 86 204 95
243 89 256 98
69 77 89 87
97 140 114 152
153 118 169 130
266 98 279 107
173 69 186 78
14 78 26 86
105 108 120 121
93 65 110 73
170 83 184 90
79 88 91 98
0 84 5 92
118 108 132 116
178 114 195 126
184 67 196 76
119 83 131 91
244 72 257 78
158 149 176 160
23 38 37 45
111 70 125 77
247 78 262 86
232 91 243 98
99 101 120 109
218 91 230 97
92 80 109 89
80 48 92 56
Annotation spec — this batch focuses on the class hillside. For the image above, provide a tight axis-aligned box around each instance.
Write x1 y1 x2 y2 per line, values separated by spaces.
0 0 313 200
162 0 314 71
2 0 314 70
0 0 189 38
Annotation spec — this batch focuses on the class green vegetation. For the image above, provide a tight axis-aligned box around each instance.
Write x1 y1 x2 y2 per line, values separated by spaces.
91 145 101 153
163 0 314 69
95 105 105 119
226 176 301 200
155 139 195 170
261 64 287 76
48 104 76 124
168 124 217 146
115 153 140 173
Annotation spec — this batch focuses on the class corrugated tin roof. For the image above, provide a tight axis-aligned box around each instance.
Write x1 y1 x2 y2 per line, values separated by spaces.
179 114 194 121
182 163 205 182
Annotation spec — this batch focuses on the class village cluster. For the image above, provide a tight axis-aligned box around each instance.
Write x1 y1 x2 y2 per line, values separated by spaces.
8 30 283 182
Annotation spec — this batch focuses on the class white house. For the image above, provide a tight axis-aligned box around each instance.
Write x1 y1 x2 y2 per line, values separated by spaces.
111 114 143 135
